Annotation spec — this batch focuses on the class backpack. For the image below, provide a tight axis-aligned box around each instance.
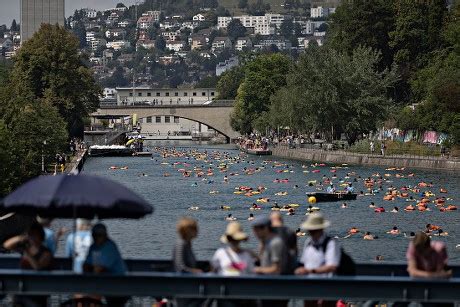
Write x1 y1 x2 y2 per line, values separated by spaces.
319 236 356 276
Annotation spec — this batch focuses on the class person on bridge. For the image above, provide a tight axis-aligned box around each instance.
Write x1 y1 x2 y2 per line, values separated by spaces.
270 212 297 275
406 232 452 278
83 223 128 306
252 215 290 307
295 213 342 307
65 218 92 273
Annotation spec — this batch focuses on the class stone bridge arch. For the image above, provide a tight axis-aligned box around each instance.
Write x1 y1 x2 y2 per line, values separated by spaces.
91 104 240 143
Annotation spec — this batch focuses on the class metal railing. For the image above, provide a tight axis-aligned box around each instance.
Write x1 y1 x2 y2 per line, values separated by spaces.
272 144 456 161
1 257 460 303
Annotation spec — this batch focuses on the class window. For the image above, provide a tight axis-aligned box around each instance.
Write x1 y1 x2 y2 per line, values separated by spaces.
156 92 160 97
174 116 180 123
147 92 151 97
211 92 215 96
155 116 161 123
184 92 188 97
175 92 178 97
202 92 206 96
146 116 152 123
193 92 197 96
165 116 170 123
138 92 142 97
165 92 170 97
129 93 133 97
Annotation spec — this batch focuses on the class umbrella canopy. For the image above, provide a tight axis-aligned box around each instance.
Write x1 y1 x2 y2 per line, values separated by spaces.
0 175 153 219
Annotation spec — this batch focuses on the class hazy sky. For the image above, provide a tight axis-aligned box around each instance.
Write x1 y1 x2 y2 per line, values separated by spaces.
0 0 139 27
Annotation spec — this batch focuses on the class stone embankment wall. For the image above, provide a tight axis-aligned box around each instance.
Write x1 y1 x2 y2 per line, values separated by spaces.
271 146 460 171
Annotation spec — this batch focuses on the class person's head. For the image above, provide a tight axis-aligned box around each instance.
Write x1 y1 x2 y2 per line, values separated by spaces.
413 232 431 254
177 217 198 241
365 231 371 236
249 213 254 217
426 224 431 229
92 223 108 246
393 226 398 230
410 232 416 237
27 223 45 245
270 211 283 227
77 218 92 231
252 215 272 240
300 213 330 240
221 222 248 248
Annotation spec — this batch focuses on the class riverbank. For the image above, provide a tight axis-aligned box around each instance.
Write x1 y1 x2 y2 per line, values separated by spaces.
271 145 460 171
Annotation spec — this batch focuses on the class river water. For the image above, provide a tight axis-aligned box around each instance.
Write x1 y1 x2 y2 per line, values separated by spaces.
77 143 460 264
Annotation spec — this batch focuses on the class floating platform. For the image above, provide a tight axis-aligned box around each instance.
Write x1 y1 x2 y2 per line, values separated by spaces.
89 145 134 157
307 192 357 202
240 147 272 156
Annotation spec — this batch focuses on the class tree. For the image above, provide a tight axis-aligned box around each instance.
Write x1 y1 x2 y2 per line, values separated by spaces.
270 45 398 143
217 66 245 99
389 0 447 79
227 20 247 41
238 0 248 9
280 18 294 38
155 36 166 51
10 19 18 32
327 0 395 71
231 54 291 134
9 24 100 137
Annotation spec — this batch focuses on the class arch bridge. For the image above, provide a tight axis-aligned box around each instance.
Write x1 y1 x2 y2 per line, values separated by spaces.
91 101 240 143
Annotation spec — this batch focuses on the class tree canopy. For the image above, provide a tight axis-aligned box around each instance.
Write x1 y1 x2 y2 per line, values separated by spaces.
9 24 100 137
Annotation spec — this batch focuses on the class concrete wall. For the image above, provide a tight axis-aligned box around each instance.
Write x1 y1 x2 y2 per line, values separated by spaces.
271 146 460 171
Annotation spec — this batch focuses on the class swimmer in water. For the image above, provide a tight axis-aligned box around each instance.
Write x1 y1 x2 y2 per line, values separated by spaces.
248 213 255 221
387 226 400 235
404 232 416 238
341 203 348 209
363 232 375 240
369 202 376 208
391 206 399 213
223 176 228 183
225 214 236 221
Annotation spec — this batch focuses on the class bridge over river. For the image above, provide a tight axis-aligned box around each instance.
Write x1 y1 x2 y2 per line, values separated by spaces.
91 100 240 143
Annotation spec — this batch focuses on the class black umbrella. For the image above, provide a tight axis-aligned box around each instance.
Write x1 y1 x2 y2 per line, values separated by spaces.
0 174 153 219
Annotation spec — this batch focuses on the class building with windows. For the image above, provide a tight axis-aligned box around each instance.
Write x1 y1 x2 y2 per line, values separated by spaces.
116 87 218 136
116 87 217 106
20 0 65 43
217 14 284 35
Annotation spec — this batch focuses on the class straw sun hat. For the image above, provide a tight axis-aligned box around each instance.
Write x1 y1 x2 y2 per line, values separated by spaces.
300 213 331 231
220 222 249 243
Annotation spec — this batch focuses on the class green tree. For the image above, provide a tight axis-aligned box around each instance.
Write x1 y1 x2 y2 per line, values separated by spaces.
327 0 395 70
155 36 166 51
271 46 397 143
217 66 245 99
231 53 291 134
227 19 247 41
280 18 294 38
9 24 100 137
238 0 248 9
10 19 18 32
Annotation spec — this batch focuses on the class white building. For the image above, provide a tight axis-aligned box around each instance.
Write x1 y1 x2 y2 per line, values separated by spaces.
235 37 252 51
212 37 232 51
193 14 206 21
116 87 217 106
90 38 106 51
137 16 155 29
216 57 239 76
85 9 97 19
217 14 283 35
166 41 185 52
105 28 126 39
143 10 161 22
106 40 131 50
310 6 335 18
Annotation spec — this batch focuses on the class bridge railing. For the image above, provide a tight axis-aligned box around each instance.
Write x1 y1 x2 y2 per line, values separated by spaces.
0 269 459 303
1 257 460 303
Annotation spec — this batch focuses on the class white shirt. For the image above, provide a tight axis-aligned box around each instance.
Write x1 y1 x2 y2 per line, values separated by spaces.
211 247 255 276
299 234 341 277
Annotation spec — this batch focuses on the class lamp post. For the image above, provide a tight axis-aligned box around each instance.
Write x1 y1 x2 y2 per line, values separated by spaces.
41 140 47 173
